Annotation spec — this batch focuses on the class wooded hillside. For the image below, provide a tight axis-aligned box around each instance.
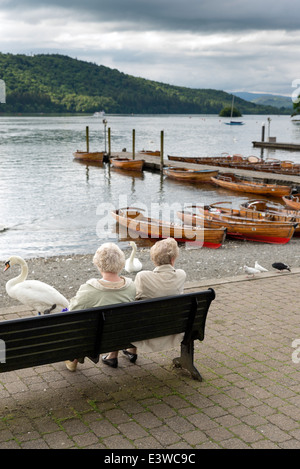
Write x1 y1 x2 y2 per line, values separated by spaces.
0 53 287 115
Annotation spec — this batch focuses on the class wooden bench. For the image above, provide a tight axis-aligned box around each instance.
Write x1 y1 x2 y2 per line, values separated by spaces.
0 288 215 381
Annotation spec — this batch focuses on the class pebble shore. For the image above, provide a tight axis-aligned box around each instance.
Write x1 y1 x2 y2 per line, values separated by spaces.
1 238 299 309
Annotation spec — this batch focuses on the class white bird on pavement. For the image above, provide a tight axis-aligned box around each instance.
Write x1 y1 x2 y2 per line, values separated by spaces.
244 265 261 277
254 261 268 272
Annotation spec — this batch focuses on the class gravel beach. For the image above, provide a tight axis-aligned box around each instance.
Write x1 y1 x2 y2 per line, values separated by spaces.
1 238 299 309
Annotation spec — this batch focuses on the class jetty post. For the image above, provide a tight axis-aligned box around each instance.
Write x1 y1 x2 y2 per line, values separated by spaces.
160 130 164 171
261 123 265 142
86 126 89 152
102 119 108 153
108 127 111 156
132 129 135 159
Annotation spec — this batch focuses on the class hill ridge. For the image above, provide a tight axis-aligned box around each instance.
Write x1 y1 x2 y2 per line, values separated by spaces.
0 53 289 115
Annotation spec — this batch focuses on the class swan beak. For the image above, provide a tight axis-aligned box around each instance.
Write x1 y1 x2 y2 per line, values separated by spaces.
4 261 10 272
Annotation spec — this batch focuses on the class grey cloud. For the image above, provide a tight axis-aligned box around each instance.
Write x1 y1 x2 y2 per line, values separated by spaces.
1 0 299 95
3 0 300 32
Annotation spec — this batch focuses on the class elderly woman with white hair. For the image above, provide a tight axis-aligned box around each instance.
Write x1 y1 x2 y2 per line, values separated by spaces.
65 242 136 371
127 237 186 359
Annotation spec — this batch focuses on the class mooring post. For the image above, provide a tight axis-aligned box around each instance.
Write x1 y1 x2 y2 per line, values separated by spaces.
132 129 135 159
86 126 89 152
261 123 265 142
160 130 164 171
108 127 111 156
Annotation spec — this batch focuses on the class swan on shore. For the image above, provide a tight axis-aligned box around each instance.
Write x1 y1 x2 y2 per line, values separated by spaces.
125 241 142 273
4 255 69 315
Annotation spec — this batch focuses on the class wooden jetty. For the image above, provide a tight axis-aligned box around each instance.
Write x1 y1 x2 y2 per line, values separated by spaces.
252 141 300 151
108 152 300 190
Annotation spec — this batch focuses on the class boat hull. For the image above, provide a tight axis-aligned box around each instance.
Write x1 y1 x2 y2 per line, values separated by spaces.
282 195 300 210
177 210 296 244
73 151 104 162
111 158 144 171
211 174 291 197
111 208 226 248
164 167 218 182
140 150 160 156
240 199 300 237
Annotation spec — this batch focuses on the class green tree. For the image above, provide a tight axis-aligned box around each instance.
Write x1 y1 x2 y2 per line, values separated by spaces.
219 106 242 117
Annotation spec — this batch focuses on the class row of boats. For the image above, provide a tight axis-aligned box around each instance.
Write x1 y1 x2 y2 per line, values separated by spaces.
111 199 300 249
73 151 145 171
167 154 300 176
73 149 300 247
164 167 295 197
75 153 299 202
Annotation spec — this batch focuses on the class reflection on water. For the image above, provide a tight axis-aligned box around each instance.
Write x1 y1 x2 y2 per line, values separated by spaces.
0 114 299 259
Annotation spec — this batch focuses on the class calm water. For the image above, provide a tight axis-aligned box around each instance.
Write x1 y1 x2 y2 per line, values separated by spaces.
1 114 300 260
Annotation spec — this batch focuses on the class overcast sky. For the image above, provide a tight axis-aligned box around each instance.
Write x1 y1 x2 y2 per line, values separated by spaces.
0 0 299 97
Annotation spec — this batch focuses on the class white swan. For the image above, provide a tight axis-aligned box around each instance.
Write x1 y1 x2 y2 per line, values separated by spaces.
4 256 69 314
125 241 142 273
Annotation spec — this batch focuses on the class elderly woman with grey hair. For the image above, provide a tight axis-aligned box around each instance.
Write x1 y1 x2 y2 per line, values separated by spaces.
128 237 186 358
65 242 136 371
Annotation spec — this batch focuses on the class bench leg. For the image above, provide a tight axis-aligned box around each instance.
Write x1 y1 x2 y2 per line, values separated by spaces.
173 341 202 381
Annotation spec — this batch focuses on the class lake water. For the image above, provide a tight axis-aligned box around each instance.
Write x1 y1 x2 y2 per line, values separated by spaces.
1 113 300 260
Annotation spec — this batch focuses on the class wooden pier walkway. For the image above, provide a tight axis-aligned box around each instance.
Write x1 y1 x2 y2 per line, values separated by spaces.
253 141 300 151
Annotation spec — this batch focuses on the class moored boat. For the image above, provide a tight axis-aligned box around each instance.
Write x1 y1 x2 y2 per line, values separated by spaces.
177 204 297 244
164 166 218 182
73 150 104 162
111 157 145 171
167 154 300 175
111 207 227 248
240 199 300 237
140 150 160 156
282 194 300 211
168 154 231 166
211 173 292 197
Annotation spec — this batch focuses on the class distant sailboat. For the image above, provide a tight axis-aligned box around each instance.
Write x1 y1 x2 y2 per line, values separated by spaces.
225 96 244 125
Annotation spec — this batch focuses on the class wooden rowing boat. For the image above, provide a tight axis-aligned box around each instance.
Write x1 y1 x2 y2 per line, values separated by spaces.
282 194 300 210
177 204 297 244
140 150 160 156
111 157 145 171
111 207 227 248
203 202 297 225
211 173 292 197
73 150 104 162
168 154 231 166
240 199 300 237
164 167 218 182
167 154 300 175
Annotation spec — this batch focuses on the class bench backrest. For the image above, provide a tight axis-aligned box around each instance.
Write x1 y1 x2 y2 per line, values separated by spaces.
0 289 215 373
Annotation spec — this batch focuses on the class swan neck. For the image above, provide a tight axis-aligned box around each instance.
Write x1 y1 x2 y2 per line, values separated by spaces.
9 258 28 286
130 244 137 262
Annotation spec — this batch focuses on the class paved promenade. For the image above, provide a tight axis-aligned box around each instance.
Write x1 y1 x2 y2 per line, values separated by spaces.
0 270 299 449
